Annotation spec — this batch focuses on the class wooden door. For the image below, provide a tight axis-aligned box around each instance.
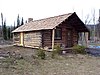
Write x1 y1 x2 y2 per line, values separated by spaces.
67 29 73 47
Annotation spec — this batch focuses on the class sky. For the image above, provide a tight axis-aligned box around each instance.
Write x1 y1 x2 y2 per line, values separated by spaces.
0 0 100 26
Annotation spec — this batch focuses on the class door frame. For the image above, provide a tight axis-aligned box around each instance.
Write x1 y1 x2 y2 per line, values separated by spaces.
66 28 73 47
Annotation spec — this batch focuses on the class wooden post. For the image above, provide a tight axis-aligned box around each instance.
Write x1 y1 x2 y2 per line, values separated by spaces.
83 32 88 47
20 32 24 46
83 32 86 46
52 29 55 50
81 32 84 46
85 32 89 47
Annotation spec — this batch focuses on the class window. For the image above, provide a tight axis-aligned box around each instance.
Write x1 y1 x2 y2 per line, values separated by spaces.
55 28 62 40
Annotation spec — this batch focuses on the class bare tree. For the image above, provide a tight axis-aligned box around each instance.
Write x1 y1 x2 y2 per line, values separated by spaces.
92 9 96 42
96 9 100 42
1 13 4 40
84 14 92 25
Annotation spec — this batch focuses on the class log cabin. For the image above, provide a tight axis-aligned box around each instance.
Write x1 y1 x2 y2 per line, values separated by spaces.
12 12 89 50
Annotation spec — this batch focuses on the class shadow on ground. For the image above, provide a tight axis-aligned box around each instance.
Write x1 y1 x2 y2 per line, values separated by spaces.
86 48 100 56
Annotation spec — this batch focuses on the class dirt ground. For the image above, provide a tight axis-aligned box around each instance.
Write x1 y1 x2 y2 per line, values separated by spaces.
0 40 13 48
0 45 100 75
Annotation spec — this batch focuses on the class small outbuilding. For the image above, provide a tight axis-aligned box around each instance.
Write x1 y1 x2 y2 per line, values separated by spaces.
12 12 89 49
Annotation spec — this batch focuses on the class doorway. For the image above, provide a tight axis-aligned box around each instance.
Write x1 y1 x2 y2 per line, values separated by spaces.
67 29 73 47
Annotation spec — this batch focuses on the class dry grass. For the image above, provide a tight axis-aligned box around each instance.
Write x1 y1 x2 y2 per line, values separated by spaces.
0 46 100 75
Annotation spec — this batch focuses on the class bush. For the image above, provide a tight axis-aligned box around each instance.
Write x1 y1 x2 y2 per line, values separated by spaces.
72 45 86 54
37 48 45 59
51 45 61 58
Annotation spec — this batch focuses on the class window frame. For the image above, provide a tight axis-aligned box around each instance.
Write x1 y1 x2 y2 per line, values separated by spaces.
54 28 62 40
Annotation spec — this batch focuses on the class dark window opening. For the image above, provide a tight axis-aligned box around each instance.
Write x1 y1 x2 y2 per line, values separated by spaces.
55 28 62 40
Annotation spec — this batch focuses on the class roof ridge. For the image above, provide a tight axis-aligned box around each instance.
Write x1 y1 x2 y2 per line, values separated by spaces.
31 13 73 22
12 12 76 33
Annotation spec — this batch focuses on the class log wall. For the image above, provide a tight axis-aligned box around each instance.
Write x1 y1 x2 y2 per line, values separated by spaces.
54 23 70 47
72 29 78 46
13 33 20 46
42 30 52 48
24 31 42 48
13 23 78 48
42 23 78 48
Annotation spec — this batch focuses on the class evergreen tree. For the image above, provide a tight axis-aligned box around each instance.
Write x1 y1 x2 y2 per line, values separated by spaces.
25 20 27 23
3 20 7 40
14 21 16 29
11 25 13 39
21 17 24 25
17 14 20 28
7 27 11 40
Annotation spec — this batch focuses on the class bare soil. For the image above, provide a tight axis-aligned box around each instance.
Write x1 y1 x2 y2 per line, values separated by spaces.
0 40 13 48
0 45 100 75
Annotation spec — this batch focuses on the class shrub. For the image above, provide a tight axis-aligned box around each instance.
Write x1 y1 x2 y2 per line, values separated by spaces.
51 45 61 58
54 45 61 54
72 45 86 54
37 48 45 59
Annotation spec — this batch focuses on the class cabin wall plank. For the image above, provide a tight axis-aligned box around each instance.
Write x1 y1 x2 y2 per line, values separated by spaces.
42 23 78 48
13 33 20 45
24 31 42 48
